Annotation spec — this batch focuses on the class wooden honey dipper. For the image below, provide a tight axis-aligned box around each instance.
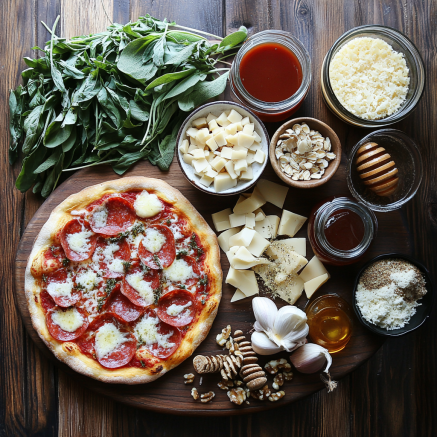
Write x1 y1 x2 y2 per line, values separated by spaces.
355 142 399 197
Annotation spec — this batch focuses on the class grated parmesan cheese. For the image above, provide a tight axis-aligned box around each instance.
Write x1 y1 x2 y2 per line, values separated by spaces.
329 37 410 120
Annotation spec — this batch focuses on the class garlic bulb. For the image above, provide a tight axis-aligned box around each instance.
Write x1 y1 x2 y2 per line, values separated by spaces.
251 297 309 355
289 343 332 374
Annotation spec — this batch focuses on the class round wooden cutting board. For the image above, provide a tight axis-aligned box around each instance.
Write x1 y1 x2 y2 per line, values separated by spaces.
14 157 411 415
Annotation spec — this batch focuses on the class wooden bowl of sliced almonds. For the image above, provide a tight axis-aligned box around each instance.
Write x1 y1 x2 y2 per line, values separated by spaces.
269 117 341 188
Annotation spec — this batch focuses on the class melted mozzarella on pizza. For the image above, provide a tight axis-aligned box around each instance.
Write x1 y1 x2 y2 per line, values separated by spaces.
51 308 83 332
134 191 163 218
142 228 166 253
76 271 98 292
126 272 154 305
66 228 94 254
134 313 174 349
95 323 127 359
166 301 192 316
47 278 74 298
92 207 108 229
164 259 195 283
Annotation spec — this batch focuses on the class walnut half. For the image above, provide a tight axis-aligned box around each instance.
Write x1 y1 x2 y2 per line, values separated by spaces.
227 387 246 405
264 358 292 375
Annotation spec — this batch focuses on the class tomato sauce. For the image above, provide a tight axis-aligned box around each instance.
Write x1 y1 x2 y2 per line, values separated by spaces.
239 42 303 102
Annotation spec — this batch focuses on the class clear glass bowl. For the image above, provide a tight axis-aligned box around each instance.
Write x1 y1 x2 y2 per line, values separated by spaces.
321 25 425 128
230 30 311 122
347 129 423 212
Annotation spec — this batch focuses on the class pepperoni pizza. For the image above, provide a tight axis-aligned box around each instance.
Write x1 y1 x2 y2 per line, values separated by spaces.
25 177 222 384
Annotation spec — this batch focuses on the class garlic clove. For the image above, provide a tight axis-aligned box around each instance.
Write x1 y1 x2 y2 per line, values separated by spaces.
273 306 307 338
281 337 307 353
289 343 332 374
252 297 278 333
251 331 283 355
253 321 264 332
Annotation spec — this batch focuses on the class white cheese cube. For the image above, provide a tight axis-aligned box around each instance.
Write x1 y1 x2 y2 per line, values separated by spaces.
221 147 233 160
192 158 209 173
229 213 246 228
215 221 231 232
245 213 256 229
243 123 255 135
231 149 247 160
186 127 199 138
233 191 266 215
216 112 231 127
192 117 207 128
227 109 243 123
205 167 218 178
212 208 232 231
256 179 289 209
225 161 238 180
254 149 265 164
196 128 210 144
267 215 280 238
278 210 307 237
234 159 248 173
247 231 270 257
190 136 201 147
214 173 237 192
199 175 214 187
213 131 227 147
208 119 219 131
231 289 247 302
206 113 217 123
238 132 255 148
255 211 265 221
217 228 241 252
206 153 214 163
191 148 205 160
183 153 194 165
210 156 227 172
247 151 256 165
299 256 330 283
205 136 219 152
188 143 198 153
249 143 262 152
252 131 262 143
241 116 250 126
225 123 238 135
225 268 258 296
240 166 253 181
234 122 243 131
254 217 273 238
226 134 238 146
226 246 239 266
179 139 189 154
229 227 256 247
304 273 329 299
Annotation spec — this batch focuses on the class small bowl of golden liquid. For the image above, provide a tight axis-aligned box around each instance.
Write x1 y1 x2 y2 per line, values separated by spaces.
305 294 353 353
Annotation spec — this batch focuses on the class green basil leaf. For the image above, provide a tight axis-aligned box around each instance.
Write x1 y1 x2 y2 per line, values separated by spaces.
112 149 150 175
15 144 48 192
34 147 62 173
44 120 73 148
163 71 206 100
145 68 195 91
22 105 44 154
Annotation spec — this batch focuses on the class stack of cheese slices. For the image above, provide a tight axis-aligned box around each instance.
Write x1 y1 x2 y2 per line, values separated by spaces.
211 179 331 304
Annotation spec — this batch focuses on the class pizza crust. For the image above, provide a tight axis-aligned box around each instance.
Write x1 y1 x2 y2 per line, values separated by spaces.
25 177 222 384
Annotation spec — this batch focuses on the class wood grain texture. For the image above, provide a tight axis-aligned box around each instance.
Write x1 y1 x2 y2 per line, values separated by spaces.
1 0 436 435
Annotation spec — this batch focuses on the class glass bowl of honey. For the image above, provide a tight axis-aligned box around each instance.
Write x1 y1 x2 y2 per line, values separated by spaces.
306 294 353 353
229 30 311 122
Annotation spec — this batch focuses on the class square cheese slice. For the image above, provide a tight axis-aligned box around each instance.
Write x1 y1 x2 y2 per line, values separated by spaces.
212 208 232 232
256 179 289 209
278 210 307 237
229 227 256 247
226 268 258 296
264 245 308 275
247 231 270 257
231 289 247 302
254 217 274 239
217 228 241 253
267 215 280 238
233 189 266 215
266 238 306 257
299 256 330 283
231 246 270 270
304 273 329 299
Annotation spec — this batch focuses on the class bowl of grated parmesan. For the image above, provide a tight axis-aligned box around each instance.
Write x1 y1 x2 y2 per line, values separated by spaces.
352 253 434 337
321 25 425 128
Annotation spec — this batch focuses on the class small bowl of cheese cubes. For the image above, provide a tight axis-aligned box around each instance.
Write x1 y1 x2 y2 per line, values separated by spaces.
176 101 269 195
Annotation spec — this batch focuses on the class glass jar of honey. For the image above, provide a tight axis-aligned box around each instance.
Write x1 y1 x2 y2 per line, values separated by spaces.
306 294 353 353
229 30 311 122
307 196 377 266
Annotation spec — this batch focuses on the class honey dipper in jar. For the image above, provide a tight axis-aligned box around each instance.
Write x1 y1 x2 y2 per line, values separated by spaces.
355 142 399 196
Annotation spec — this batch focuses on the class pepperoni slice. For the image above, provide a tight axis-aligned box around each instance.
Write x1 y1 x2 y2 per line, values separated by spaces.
93 237 131 278
157 289 197 327
46 306 89 341
138 225 175 270
60 218 97 262
45 269 81 308
39 290 56 312
134 309 181 359
121 263 160 307
77 313 136 369
90 197 135 236
107 291 144 323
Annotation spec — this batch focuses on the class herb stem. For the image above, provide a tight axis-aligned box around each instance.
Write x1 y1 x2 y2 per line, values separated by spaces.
169 25 223 41
49 16 60 66
61 158 117 172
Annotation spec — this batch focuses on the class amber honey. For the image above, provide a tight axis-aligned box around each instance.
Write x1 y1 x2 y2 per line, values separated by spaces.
306 294 353 353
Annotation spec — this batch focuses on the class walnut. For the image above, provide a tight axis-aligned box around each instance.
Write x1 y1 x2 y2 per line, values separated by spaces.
283 371 294 381
218 380 234 390
200 391 215 403
272 373 285 390
216 325 231 346
234 380 243 387
269 391 285 402
191 387 199 400
227 387 246 405
264 358 292 375
184 373 195 384
250 385 272 401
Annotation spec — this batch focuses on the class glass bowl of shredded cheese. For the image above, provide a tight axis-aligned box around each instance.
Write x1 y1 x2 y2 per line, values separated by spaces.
321 25 425 127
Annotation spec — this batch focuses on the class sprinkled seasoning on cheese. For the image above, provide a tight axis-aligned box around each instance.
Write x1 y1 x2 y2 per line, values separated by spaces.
329 37 410 120
142 228 166 253
51 308 84 332
134 313 175 349
92 207 108 228
47 278 74 298
66 229 94 254
164 259 195 283
134 191 163 218
95 323 127 359
126 272 154 305
166 301 192 316
76 271 98 292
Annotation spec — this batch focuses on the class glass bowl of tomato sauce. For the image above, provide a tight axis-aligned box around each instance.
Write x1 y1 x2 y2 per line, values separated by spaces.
230 30 311 122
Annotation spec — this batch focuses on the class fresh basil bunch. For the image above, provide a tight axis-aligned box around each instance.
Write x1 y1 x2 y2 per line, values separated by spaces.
9 15 247 197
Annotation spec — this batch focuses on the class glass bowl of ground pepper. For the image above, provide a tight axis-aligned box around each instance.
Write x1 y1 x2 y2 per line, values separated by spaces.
352 253 434 337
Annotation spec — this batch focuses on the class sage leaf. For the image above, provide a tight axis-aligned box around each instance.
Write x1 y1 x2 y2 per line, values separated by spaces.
145 68 195 91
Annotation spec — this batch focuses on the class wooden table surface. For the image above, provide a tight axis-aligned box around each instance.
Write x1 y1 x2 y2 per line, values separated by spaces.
1 0 436 436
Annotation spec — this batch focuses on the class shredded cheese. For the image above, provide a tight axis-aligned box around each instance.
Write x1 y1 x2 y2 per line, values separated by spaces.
142 228 166 253
166 301 192 316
